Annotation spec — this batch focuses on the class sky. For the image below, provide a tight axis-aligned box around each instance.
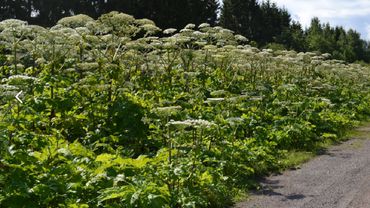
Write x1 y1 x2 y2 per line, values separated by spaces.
271 0 370 40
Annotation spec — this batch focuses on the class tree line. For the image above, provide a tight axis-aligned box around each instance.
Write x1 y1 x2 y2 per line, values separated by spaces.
1 0 370 62
221 0 370 63
0 0 218 29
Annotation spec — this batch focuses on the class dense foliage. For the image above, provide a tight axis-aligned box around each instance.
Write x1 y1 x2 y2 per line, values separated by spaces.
1 12 370 207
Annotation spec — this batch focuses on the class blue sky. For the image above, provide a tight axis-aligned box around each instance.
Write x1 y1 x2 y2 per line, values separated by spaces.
271 0 370 40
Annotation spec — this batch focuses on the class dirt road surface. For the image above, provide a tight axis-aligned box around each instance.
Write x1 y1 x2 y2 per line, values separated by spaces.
235 127 370 208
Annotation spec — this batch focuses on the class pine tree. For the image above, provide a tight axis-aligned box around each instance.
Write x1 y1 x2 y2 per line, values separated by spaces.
187 0 218 25
287 21 307 51
346 29 365 62
0 0 33 22
32 0 73 26
220 0 262 41
220 0 291 46
306 17 325 52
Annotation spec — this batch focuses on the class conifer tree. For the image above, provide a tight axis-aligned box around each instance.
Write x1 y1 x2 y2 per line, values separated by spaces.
287 21 307 51
259 0 291 45
0 0 33 21
220 0 262 41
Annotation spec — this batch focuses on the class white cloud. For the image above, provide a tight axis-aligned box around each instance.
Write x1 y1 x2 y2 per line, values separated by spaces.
366 24 370 40
273 0 370 25
271 0 370 39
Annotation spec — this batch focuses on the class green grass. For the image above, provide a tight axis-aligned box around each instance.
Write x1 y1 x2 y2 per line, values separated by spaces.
280 151 315 170
282 122 370 169
233 121 370 204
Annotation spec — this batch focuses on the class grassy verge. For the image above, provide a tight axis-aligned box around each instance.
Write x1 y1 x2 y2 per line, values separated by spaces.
233 121 370 204
282 121 370 169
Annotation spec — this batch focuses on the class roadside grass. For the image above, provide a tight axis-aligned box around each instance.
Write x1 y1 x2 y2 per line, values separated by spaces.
232 121 370 204
282 121 370 170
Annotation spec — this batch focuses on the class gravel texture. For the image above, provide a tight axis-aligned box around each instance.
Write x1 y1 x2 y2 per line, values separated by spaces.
235 127 370 208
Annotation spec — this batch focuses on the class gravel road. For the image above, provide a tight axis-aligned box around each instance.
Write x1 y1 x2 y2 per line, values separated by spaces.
235 127 370 208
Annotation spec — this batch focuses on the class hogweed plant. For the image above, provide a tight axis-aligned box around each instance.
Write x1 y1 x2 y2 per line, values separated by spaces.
0 12 370 207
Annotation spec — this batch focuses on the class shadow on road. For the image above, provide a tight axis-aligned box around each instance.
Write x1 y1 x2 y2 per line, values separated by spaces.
252 179 307 202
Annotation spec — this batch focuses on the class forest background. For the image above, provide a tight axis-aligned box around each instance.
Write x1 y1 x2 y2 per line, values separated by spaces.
1 0 369 63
